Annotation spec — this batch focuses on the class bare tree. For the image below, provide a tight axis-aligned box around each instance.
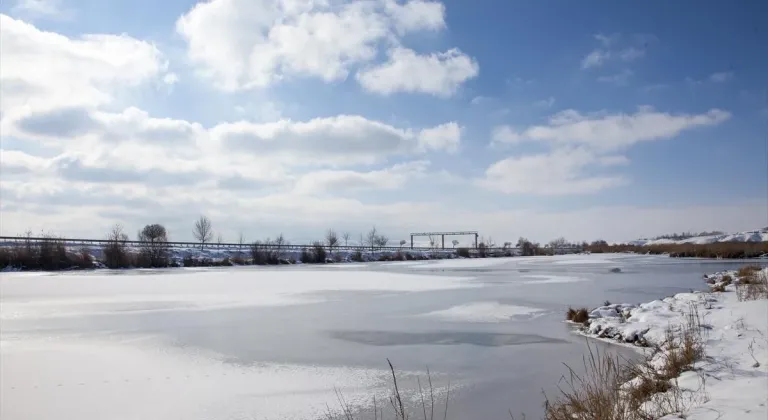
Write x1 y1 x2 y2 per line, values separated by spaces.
374 233 389 249
193 216 213 250
326 229 339 251
452 239 459 248
365 226 378 251
274 233 287 259
104 224 129 268
517 237 536 256
238 231 246 247
217 233 224 244
428 235 437 249
342 232 351 247
549 237 567 255
138 224 169 267
399 239 406 248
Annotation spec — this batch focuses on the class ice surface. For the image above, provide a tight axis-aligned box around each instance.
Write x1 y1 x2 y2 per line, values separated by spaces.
420 302 545 323
0 269 476 320
413 257 514 269
0 335 392 420
520 274 590 284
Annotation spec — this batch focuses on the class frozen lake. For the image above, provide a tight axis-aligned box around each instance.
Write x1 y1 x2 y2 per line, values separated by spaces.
0 254 755 419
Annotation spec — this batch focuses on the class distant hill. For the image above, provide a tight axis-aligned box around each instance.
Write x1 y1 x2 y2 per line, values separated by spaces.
627 228 768 247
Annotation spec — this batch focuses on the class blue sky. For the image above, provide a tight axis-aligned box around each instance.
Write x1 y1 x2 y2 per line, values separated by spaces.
1 0 766 244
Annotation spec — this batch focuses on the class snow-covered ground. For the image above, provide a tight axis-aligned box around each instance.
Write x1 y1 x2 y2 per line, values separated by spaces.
577 268 768 419
628 227 768 246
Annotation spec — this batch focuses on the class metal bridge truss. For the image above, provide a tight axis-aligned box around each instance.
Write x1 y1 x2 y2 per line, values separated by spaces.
408 231 479 249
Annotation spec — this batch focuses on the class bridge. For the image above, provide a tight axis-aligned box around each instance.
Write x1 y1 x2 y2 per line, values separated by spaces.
0 235 584 255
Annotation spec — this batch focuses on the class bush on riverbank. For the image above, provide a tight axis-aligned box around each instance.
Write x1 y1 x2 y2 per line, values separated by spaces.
0 236 94 271
585 241 768 259
566 307 590 324
547 305 707 419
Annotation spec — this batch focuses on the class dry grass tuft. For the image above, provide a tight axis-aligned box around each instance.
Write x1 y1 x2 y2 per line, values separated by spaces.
566 307 590 324
737 264 763 278
736 269 768 301
330 360 449 420
546 305 706 420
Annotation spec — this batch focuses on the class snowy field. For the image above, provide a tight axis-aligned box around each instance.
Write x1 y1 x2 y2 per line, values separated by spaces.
1 254 764 419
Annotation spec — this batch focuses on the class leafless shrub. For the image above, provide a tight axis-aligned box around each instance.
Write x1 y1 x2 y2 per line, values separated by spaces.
342 232 351 247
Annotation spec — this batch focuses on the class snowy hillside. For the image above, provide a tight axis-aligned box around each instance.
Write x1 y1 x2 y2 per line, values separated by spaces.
627 228 768 246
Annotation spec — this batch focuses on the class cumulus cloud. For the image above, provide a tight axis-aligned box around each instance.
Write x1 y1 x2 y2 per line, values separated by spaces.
491 107 730 152
477 148 628 195
292 160 430 194
175 0 476 96
356 47 479 96
0 14 168 111
417 122 461 153
211 115 460 165
484 106 730 195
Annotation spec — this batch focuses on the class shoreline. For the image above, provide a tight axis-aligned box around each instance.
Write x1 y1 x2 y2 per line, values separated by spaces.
563 267 768 419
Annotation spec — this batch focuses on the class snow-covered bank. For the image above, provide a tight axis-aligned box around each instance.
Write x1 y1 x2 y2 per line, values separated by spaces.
628 227 768 246
573 268 768 419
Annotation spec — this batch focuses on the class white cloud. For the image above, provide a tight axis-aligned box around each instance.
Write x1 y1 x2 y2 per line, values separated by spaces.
491 107 730 152
0 14 168 112
211 114 459 165
491 125 523 145
534 97 555 107
594 33 621 47
581 49 610 69
384 0 445 34
12 0 62 16
417 122 461 153
597 69 633 85
709 71 733 83
176 0 473 95
582 33 651 70
292 160 430 194
619 47 645 61
163 73 180 85
477 148 627 195
356 47 478 96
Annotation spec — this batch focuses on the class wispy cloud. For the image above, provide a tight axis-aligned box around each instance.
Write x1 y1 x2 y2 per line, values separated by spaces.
581 50 611 69
597 69 634 86
709 71 734 83
581 33 652 70
534 97 556 107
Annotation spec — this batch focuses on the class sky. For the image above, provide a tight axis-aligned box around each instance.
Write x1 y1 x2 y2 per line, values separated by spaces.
1 0 767 245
